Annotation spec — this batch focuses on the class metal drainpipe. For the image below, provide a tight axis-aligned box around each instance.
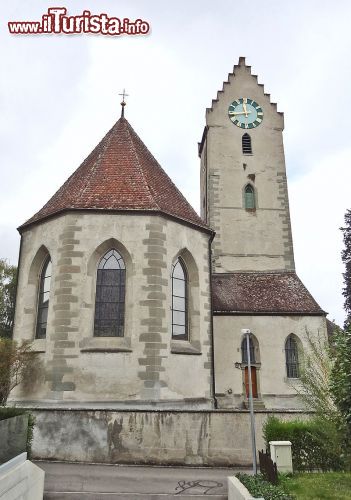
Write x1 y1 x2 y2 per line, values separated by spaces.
208 235 217 409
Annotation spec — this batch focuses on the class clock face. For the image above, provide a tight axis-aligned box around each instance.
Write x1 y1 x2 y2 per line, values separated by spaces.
228 98 263 129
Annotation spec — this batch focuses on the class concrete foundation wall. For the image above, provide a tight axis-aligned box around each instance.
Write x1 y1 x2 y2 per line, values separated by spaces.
0 415 28 464
30 409 311 466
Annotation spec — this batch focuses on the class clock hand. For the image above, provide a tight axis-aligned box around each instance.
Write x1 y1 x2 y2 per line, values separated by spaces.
243 100 249 117
229 111 252 116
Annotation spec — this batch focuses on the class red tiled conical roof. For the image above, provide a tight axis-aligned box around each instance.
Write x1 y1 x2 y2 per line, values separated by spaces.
20 117 210 232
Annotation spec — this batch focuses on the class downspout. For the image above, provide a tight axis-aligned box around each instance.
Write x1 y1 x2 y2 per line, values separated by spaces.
203 129 217 409
208 234 217 409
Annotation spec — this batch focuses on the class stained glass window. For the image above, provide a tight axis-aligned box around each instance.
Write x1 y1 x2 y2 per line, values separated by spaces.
94 249 125 337
285 335 300 378
171 258 188 340
36 257 52 339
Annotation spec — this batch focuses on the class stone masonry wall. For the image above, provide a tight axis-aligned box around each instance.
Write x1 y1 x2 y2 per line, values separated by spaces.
12 212 212 406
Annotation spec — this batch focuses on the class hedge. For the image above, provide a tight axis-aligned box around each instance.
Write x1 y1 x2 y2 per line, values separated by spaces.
0 407 35 459
263 416 344 472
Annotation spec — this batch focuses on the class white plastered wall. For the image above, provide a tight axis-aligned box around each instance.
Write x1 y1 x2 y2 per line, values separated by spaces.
213 314 328 409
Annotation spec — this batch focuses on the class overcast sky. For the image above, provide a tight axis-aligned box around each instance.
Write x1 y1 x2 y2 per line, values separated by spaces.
1 0 350 325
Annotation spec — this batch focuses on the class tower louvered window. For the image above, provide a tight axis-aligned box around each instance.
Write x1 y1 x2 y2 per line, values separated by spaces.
244 184 255 209
242 133 252 154
285 335 300 378
94 249 125 337
36 257 52 339
171 258 188 340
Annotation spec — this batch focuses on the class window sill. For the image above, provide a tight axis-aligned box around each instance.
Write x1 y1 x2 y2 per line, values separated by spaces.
31 338 46 353
80 337 132 353
284 376 300 383
170 340 202 355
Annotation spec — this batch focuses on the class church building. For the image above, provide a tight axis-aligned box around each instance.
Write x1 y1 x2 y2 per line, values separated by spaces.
12 57 327 412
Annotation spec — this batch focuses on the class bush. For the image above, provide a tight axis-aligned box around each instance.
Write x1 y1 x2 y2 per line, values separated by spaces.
0 407 35 458
0 338 38 406
263 416 344 471
236 473 293 500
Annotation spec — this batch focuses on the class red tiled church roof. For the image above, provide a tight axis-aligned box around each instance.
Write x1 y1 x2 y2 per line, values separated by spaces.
212 272 325 315
20 117 210 232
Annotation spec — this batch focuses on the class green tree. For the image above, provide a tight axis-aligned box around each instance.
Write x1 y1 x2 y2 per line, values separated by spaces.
330 326 351 452
341 209 351 328
0 259 17 338
294 330 340 422
291 330 348 469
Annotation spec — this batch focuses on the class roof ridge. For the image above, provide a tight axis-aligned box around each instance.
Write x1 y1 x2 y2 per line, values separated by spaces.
124 119 161 210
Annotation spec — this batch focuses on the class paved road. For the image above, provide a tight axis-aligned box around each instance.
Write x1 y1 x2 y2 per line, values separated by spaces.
37 461 249 499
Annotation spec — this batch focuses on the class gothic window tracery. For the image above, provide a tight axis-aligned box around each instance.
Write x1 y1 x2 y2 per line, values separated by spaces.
94 249 125 337
171 258 188 340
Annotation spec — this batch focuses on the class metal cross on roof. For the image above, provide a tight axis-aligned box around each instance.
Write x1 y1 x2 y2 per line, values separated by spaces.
119 89 129 117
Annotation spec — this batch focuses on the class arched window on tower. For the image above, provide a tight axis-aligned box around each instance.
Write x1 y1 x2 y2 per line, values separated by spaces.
171 258 188 340
94 249 126 337
242 133 252 154
244 184 255 209
285 334 300 378
36 256 52 339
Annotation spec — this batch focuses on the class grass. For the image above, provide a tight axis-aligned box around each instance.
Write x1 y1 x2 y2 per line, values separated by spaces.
280 472 351 500
237 472 351 499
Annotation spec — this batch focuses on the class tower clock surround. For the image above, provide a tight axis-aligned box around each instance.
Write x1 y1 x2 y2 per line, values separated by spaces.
228 97 263 129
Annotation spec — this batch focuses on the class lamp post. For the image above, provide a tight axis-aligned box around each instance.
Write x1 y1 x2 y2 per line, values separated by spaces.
241 328 257 475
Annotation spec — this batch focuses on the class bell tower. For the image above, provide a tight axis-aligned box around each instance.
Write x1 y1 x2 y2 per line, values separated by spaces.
199 57 295 273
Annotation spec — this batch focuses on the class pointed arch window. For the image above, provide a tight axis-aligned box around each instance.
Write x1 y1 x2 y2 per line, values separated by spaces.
171 258 188 340
36 257 52 339
244 184 255 209
94 249 125 337
242 133 252 154
285 335 300 378
241 337 256 364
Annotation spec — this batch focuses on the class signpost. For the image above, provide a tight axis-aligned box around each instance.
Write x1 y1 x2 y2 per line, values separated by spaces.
242 328 257 475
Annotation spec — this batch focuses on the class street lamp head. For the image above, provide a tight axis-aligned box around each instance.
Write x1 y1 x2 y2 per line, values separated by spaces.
241 328 251 334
